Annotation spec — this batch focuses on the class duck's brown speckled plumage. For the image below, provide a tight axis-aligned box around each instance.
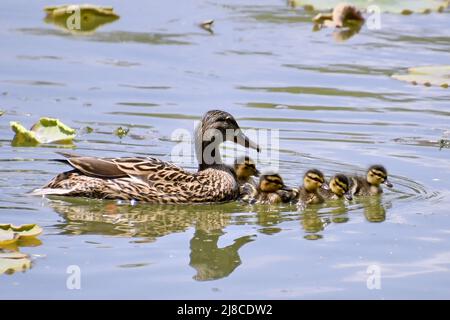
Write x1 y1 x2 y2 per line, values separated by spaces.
35 110 259 204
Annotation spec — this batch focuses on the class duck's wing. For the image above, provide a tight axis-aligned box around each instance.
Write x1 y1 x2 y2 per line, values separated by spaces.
55 152 189 181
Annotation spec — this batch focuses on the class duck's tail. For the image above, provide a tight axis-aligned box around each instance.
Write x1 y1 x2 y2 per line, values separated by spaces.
30 188 74 196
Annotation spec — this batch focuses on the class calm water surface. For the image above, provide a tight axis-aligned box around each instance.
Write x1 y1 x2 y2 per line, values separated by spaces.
0 0 449 299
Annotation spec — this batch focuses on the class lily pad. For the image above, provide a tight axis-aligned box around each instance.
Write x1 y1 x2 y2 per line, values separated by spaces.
44 4 120 34
114 126 129 139
0 230 18 246
0 251 31 275
290 0 449 13
11 117 76 146
392 65 450 88
0 224 43 238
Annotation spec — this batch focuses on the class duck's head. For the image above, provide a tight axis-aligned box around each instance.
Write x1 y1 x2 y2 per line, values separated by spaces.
329 174 353 200
259 173 290 193
366 165 393 188
196 110 260 168
303 169 325 192
234 156 260 182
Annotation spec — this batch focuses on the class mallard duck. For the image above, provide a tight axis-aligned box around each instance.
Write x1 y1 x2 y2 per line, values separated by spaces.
319 174 353 201
32 110 260 204
296 169 326 208
234 156 260 186
241 172 293 205
350 165 393 196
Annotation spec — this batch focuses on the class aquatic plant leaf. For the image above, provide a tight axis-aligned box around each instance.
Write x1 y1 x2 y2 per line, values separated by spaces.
290 0 449 13
11 117 76 146
0 224 43 238
0 251 31 275
44 4 120 34
0 230 18 246
392 66 450 88
0 110 4 116
114 126 129 139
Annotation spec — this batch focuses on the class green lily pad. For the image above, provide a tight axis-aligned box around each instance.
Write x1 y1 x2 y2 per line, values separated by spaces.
0 224 43 238
114 126 129 139
44 4 120 34
392 65 450 88
290 0 449 13
0 251 31 275
11 117 76 146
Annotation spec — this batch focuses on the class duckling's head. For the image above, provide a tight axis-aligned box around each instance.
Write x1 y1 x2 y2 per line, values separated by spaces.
330 174 353 200
196 110 260 168
367 165 393 188
303 169 325 192
259 173 289 193
234 156 260 182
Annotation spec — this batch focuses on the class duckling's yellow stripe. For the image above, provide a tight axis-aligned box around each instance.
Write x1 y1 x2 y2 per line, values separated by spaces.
371 169 386 178
307 174 323 183
334 179 348 190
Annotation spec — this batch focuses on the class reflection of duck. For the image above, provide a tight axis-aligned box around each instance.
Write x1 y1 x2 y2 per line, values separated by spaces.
190 229 254 281
48 198 254 281
296 169 326 208
34 110 259 204
350 165 393 196
359 196 389 223
300 207 330 240
319 174 353 201
44 4 120 34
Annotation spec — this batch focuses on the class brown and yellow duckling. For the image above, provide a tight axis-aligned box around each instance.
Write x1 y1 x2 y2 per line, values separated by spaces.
350 165 393 196
242 172 293 205
234 156 260 186
319 174 353 201
296 169 326 208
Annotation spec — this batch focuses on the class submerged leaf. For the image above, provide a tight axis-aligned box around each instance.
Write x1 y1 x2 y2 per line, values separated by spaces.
392 65 450 88
291 0 449 13
10 117 76 146
44 4 120 34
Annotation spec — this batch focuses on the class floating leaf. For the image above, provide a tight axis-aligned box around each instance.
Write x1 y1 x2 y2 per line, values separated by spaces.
392 65 450 88
0 230 18 246
199 19 214 34
291 0 449 13
0 224 43 239
114 126 129 139
44 4 120 34
0 251 31 275
10 117 76 147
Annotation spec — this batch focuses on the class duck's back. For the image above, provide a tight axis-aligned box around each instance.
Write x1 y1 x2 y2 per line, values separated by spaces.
350 176 382 196
37 156 239 204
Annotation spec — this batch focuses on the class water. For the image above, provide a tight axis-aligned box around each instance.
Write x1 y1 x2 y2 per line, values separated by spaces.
0 0 449 299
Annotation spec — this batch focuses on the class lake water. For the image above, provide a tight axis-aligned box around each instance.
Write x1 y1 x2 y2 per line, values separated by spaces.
0 0 449 299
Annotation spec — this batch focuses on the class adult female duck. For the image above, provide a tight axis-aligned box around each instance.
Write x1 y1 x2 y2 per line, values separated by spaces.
33 110 260 203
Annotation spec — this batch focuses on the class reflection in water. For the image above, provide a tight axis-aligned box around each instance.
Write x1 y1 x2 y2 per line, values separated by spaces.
190 229 254 281
0 237 42 275
45 192 392 277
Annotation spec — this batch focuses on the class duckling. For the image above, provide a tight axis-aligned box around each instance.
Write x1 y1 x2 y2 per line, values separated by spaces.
319 174 353 201
234 156 260 186
296 169 326 208
243 172 293 205
350 165 393 196
32 110 260 204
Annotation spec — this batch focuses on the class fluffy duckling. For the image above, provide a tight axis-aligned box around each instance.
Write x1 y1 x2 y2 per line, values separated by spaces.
350 165 393 196
234 156 260 186
243 172 293 205
296 169 326 207
319 174 353 201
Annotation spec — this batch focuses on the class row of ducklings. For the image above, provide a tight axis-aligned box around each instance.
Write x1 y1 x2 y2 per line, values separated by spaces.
233 156 393 206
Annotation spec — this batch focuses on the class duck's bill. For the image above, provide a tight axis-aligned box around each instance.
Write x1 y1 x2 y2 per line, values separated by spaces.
234 130 260 152
383 179 393 188
254 169 261 177
344 192 353 201
322 183 330 190
281 185 292 191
